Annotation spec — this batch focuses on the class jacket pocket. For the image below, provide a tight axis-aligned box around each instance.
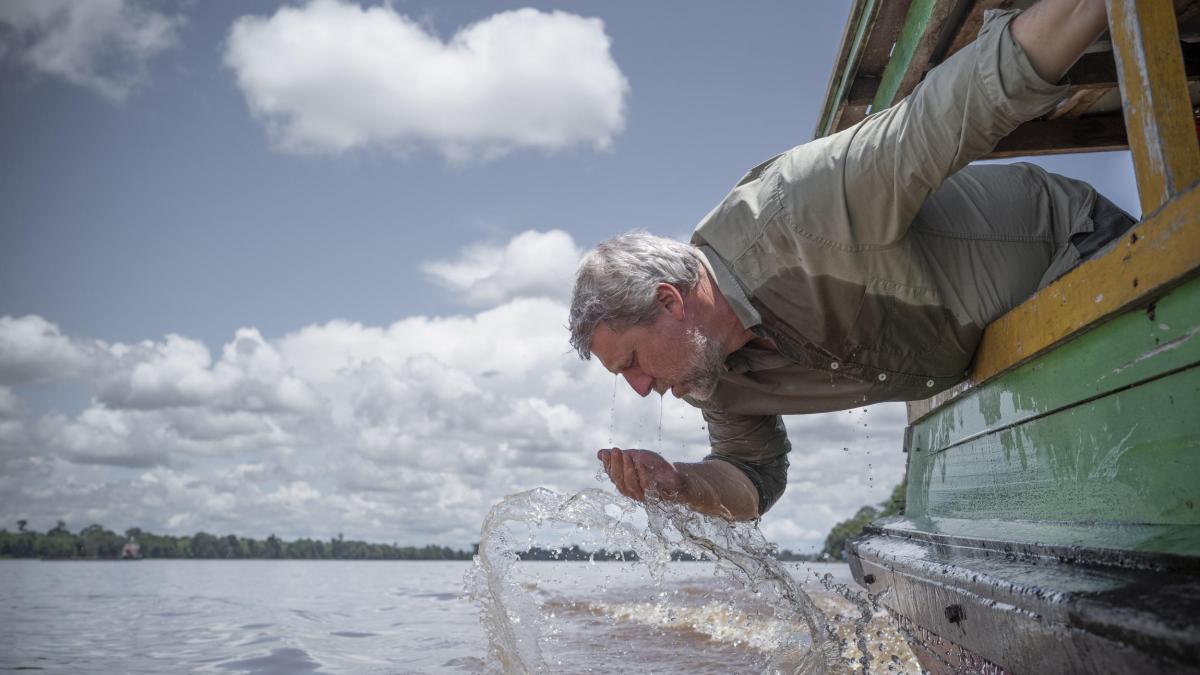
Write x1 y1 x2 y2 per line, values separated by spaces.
846 278 953 362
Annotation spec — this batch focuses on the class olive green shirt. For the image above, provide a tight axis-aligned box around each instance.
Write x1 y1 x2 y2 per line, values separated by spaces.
687 10 1101 512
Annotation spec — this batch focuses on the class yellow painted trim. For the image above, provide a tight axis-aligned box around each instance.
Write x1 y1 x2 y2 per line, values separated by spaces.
969 185 1200 384
1106 0 1200 214
909 185 1200 423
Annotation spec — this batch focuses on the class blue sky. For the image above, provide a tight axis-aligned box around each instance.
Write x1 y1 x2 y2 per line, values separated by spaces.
0 0 1137 552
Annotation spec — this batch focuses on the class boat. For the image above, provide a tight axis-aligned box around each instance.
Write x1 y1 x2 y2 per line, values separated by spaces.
815 0 1200 672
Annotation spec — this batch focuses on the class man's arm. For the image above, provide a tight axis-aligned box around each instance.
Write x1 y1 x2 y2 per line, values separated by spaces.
1011 0 1108 83
768 1 1108 250
597 410 790 520
598 448 760 520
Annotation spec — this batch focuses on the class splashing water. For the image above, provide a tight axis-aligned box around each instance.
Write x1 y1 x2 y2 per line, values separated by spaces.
465 488 879 674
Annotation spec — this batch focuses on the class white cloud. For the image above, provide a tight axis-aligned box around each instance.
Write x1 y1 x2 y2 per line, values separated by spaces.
0 0 182 101
223 0 629 159
0 315 93 384
0 230 905 551
422 229 582 307
0 386 20 419
96 328 320 414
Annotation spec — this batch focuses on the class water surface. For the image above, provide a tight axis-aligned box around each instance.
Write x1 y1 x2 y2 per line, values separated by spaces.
0 559 915 673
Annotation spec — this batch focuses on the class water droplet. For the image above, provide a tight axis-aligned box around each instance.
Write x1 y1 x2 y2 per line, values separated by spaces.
657 394 664 454
608 374 618 446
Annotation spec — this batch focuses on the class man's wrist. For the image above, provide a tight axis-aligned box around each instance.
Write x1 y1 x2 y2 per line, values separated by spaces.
672 460 759 520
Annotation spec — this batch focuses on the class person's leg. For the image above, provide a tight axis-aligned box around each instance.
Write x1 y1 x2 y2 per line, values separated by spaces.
911 162 1130 331
909 163 1064 328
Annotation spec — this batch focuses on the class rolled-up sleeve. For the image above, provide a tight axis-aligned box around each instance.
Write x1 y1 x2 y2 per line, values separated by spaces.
773 8 1070 249
702 409 791 514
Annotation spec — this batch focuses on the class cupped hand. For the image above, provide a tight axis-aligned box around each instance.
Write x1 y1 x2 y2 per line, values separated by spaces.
596 448 686 503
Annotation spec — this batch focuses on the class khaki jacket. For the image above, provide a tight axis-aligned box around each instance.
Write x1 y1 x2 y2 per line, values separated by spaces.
687 10 1099 512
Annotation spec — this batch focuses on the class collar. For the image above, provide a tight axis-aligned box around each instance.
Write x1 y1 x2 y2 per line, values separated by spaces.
696 245 762 332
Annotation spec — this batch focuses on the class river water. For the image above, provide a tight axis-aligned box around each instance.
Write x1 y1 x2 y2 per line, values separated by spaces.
0 556 916 673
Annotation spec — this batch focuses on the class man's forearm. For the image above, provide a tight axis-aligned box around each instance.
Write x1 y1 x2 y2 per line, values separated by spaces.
1012 0 1108 83
673 459 760 520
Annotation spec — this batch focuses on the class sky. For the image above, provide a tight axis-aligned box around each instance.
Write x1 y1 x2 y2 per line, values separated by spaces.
0 0 1139 553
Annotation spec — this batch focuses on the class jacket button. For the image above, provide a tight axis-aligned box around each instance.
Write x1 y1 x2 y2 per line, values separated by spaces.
926 380 935 387
877 373 887 381
830 362 840 370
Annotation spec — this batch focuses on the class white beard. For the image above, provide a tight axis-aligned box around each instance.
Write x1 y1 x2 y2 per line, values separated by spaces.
678 327 724 401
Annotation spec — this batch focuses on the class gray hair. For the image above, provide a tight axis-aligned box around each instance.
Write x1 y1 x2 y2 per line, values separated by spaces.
568 230 703 359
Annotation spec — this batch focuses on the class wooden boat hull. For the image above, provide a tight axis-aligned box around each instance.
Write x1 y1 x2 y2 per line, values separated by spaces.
848 267 1200 674
825 1 1200 671
850 518 1200 674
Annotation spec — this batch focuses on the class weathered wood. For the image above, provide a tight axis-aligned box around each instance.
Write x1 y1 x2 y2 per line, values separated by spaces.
814 0 881 138
851 525 1200 674
845 75 881 106
969 184 1199 384
1048 87 1112 120
815 0 916 137
856 0 915 75
872 0 962 110
909 367 1200 525
1068 42 1199 90
1107 0 1200 214
987 114 1128 157
944 0 1016 58
911 275 1200 447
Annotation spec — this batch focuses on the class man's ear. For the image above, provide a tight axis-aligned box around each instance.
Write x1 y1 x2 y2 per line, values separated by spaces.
655 283 686 320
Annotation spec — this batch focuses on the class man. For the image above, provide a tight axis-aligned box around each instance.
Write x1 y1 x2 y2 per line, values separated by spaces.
568 0 1133 520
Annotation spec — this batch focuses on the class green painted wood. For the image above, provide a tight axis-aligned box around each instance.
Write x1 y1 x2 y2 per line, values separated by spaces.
906 366 1200 538
872 0 939 110
911 275 1200 455
876 516 1200 559
816 0 879 138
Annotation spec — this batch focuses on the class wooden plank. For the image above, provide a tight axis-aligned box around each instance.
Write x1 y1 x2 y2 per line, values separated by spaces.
845 75 880 106
944 0 1016 58
986 114 1128 157
872 0 962 110
870 517 1200 558
814 0 881 139
856 0 915 75
818 0 915 136
1107 0 1200 214
1067 51 1124 89
1068 42 1200 90
908 367 1200 525
909 275 1200 452
851 528 1200 673
969 184 1200 384
1048 88 1112 120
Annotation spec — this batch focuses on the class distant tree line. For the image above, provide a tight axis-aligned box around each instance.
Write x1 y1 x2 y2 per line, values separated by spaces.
820 481 906 560
0 521 474 560
0 514 868 562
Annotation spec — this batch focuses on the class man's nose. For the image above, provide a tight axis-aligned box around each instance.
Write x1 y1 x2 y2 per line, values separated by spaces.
622 370 654 397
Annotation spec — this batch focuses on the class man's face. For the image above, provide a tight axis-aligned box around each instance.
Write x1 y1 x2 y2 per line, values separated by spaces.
591 314 724 401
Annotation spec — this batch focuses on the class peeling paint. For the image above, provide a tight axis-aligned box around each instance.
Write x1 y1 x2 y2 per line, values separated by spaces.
1112 324 1200 374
